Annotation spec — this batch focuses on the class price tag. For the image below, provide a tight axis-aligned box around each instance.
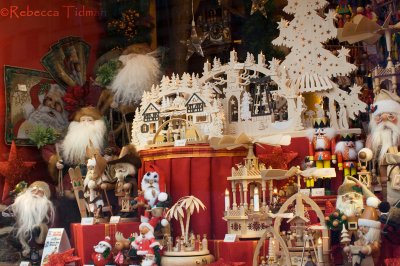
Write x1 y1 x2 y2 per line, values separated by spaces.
41 228 71 265
81 217 94 225
109 216 121 224
17 84 27 92
311 188 325 197
223 234 238 242
20 262 30 266
174 139 187 147
300 189 310 196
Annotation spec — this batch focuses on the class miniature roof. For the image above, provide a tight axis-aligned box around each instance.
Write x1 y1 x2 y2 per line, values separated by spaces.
143 102 160 114
185 93 206 106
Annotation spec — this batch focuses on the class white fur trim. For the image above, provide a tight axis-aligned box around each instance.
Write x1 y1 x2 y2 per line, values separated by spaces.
131 242 139 249
149 241 160 248
366 197 380 208
99 240 112 249
358 218 381 228
87 158 96 167
306 128 314 141
158 192 168 202
373 99 400 115
161 218 169 227
139 222 154 233
324 127 336 140
137 250 149 255
141 215 149 223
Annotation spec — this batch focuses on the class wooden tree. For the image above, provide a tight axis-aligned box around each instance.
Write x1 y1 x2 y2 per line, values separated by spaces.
166 195 206 244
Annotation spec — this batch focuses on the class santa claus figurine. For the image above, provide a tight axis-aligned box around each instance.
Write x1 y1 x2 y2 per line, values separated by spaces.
344 197 381 266
335 134 364 177
9 181 55 258
307 116 337 195
130 222 162 266
92 236 113 266
367 90 400 203
336 177 364 240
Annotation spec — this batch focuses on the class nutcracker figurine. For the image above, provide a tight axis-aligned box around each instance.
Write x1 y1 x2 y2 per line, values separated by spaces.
336 0 352 27
307 117 337 195
335 134 364 177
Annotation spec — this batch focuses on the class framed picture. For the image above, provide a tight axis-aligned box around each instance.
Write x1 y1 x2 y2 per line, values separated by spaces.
41 36 90 88
4 66 69 145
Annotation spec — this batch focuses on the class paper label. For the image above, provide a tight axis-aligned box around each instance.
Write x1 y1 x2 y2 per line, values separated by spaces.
311 188 325 197
174 139 187 147
17 84 27 91
300 189 310 196
81 217 94 225
110 216 121 224
41 228 71 265
20 262 30 266
223 234 238 242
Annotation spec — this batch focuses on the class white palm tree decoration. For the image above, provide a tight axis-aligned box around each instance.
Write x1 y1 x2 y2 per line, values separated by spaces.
166 195 206 244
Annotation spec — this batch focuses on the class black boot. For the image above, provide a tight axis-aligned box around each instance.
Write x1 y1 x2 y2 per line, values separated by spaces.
324 178 331 195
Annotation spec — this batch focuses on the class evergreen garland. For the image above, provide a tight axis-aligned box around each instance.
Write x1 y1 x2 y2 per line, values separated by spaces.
95 59 122 87
98 0 153 56
28 126 60 149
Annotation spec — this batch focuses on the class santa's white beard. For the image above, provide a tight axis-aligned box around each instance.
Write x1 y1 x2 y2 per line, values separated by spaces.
11 189 54 241
369 117 400 162
28 105 69 130
143 183 160 207
336 195 363 217
61 120 106 165
111 53 161 105
363 227 381 243
94 245 108 254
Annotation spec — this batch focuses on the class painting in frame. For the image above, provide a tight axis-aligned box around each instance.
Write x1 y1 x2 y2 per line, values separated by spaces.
4 66 69 145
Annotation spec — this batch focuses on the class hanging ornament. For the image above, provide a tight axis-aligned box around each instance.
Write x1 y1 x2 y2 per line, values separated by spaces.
250 0 268 18
182 21 208 61
181 0 208 61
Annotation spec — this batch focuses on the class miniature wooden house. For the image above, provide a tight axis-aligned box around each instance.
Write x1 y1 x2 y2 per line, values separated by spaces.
131 73 224 150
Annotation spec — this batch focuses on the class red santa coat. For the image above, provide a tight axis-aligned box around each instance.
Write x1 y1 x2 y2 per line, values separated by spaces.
131 232 160 256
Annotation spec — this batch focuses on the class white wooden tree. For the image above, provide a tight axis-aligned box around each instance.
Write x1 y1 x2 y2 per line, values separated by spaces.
240 91 252 121
269 0 365 130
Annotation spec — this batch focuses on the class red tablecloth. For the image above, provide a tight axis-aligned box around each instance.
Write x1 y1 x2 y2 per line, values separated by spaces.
208 240 269 266
71 222 140 264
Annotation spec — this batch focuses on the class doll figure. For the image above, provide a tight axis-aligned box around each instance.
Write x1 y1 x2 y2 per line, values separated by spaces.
336 0 352 27
344 197 381 265
335 134 363 177
307 116 337 195
92 237 113 266
365 4 377 22
103 145 142 217
114 232 131 265
130 222 162 266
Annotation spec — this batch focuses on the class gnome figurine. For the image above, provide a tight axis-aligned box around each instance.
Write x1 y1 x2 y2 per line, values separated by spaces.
344 197 381 266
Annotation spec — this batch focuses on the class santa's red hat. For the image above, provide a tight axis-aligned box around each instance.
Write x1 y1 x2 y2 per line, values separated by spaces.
98 236 112 249
141 164 167 193
139 222 154 233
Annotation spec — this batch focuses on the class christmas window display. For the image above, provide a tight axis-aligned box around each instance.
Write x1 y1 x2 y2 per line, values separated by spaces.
1 0 400 266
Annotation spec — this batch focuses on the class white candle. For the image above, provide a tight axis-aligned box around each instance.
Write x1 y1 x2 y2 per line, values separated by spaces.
254 187 260 211
225 189 230 212
317 237 323 263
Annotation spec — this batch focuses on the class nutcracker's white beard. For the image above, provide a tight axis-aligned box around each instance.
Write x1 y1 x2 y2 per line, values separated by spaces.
369 116 400 163
111 53 161 105
11 189 54 241
142 182 160 208
363 227 381 243
336 194 363 217
61 120 106 165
